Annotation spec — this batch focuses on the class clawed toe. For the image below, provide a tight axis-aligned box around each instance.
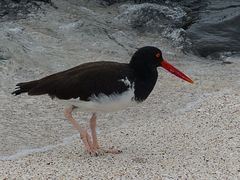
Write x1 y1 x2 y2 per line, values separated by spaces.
89 151 99 157
86 148 104 156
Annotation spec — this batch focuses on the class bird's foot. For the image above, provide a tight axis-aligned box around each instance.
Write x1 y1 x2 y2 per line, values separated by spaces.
85 147 104 157
86 149 99 157
90 148 105 156
79 132 122 156
81 138 102 156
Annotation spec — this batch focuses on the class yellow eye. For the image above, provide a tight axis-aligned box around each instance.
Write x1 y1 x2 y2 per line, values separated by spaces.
155 53 161 58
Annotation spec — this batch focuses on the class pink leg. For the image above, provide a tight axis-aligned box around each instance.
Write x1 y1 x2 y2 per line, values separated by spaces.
64 106 96 155
89 113 122 155
90 113 100 150
65 107 122 156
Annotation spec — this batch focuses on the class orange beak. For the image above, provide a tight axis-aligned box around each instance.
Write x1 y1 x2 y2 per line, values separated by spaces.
160 60 193 84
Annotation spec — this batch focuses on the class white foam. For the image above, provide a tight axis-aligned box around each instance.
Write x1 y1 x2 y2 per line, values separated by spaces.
0 134 79 161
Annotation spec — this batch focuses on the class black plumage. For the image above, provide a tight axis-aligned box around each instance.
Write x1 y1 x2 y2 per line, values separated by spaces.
12 46 162 102
13 62 135 101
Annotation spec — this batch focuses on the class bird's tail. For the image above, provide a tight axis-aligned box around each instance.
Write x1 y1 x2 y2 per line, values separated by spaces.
12 80 39 96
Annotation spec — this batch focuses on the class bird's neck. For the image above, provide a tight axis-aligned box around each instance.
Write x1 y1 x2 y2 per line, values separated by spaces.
132 67 158 102
130 61 155 76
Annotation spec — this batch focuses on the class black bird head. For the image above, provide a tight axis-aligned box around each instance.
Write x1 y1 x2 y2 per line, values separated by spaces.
130 46 162 69
130 46 193 83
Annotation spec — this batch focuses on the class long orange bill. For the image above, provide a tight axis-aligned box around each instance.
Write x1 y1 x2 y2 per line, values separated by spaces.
160 60 193 84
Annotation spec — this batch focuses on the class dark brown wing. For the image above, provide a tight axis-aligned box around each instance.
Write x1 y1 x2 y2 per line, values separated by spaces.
22 61 135 101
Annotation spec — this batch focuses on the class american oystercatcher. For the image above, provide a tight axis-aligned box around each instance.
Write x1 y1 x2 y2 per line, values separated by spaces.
12 46 193 156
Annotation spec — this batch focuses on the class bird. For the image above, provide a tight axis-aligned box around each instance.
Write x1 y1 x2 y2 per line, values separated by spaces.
12 46 193 156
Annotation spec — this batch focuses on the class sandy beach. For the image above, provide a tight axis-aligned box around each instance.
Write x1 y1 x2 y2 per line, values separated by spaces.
0 0 239 179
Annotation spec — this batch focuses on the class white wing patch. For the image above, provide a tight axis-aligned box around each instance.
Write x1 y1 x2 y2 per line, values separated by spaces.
119 77 132 87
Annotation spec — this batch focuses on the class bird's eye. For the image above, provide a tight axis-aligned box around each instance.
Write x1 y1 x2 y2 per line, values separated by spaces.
155 53 161 58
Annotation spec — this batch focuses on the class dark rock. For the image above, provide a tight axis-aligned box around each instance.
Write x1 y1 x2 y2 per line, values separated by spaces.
117 3 187 29
115 3 187 43
0 0 56 22
184 0 240 59
96 0 128 6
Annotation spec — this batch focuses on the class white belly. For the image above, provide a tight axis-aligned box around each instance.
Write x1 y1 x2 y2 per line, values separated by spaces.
58 88 136 113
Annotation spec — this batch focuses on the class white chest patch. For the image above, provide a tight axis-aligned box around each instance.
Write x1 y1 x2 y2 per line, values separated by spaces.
59 77 136 113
